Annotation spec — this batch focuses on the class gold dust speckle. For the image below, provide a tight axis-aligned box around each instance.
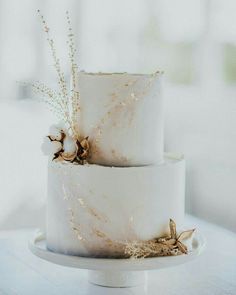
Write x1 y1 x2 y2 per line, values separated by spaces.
68 208 86 242
88 207 108 222
78 198 85 207
62 184 69 200
90 75 155 152
93 229 107 239
77 197 108 222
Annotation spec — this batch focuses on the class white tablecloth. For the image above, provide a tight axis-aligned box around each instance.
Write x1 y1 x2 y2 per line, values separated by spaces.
0 215 235 295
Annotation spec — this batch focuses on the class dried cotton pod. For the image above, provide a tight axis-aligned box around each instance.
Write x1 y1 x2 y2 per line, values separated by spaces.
61 135 78 161
41 136 62 156
49 124 65 141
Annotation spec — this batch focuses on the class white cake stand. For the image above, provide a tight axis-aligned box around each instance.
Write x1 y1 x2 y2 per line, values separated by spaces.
29 231 205 288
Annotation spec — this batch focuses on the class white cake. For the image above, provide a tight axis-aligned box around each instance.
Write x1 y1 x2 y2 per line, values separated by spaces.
45 72 187 258
47 153 185 257
76 72 164 166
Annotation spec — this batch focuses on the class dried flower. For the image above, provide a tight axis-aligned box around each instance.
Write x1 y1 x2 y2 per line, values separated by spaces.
49 124 65 141
125 219 195 259
41 136 62 157
33 11 91 165
77 136 90 160
42 124 90 163
61 135 78 161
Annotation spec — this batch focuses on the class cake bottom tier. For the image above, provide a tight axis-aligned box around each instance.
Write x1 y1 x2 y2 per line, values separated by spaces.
46 153 185 257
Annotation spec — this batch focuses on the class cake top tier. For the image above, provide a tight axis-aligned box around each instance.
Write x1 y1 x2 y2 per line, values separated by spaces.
75 71 164 166
36 12 164 167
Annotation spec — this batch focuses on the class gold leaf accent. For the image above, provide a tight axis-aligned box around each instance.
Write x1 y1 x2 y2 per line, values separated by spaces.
93 229 107 239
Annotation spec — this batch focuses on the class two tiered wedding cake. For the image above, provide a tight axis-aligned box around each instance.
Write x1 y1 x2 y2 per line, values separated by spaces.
45 72 186 258
37 11 194 259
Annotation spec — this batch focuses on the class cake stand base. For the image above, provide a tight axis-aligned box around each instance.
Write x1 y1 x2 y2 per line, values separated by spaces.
29 231 205 288
89 270 147 287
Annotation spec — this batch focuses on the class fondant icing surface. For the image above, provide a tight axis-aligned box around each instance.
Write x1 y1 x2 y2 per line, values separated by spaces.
46 154 185 257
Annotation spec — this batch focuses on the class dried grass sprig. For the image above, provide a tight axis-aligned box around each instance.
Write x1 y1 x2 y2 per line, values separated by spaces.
33 10 80 139
32 81 71 124
66 11 80 137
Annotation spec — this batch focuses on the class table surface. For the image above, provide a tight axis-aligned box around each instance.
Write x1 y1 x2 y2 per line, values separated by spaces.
0 215 236 295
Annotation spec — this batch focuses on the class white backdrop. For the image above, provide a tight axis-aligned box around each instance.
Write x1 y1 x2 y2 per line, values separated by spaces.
0 0 235 232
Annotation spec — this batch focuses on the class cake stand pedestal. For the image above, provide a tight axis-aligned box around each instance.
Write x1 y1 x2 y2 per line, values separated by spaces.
88 270 147 287
29 231 205 288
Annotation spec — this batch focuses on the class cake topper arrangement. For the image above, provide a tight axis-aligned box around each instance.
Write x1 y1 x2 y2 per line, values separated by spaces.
41 124 89 164
34 10 89 164
125 219 195 258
